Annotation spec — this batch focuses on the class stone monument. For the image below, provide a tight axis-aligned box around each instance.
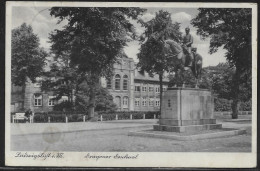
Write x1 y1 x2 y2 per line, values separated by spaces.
154 87 222 133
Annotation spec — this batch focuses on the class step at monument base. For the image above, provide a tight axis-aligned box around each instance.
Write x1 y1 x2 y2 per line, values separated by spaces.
153 124 222 133
159 119 216 126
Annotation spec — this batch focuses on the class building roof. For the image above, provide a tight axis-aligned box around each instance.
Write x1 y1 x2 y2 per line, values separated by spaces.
134 70 169 83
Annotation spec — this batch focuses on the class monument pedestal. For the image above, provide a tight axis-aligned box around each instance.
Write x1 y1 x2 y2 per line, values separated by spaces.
153 87 222 133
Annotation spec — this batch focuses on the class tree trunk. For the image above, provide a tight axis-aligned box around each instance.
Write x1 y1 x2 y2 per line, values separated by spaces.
88 86 96 121
88 76 99 121
159 73 163 114
71 89 75 111
231 65 241 119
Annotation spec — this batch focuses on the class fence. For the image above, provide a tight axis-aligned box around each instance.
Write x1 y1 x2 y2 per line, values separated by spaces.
11 111 160 123
11 111 251 123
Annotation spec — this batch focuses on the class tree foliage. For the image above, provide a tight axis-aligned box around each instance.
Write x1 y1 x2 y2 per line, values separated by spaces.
191 8 252 119
138 10 182 74
76 83 117 112
191 8 251 68
169 62 251 103
53 82 117 113
138 10 182 111
49 7 146 78
49 7 145 119
11 23 48 86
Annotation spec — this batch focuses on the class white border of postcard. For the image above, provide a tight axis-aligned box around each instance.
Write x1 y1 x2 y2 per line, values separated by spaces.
5 1 257 168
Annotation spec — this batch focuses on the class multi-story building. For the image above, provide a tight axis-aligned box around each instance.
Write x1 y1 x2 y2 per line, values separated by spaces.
100 57 169 111
11 57 169 112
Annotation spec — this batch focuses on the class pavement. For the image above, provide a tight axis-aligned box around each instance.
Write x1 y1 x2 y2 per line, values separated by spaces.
11 119 157 135
10 117 252 152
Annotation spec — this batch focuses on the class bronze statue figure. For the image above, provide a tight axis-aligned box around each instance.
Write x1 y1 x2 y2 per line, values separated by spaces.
163 38 203 87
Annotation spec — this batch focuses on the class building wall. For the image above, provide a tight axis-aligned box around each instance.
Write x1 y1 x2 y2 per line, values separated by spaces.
102 58 135 111
23 78 55 113
102 57 169 112
11 84 24 112
12 57 169 113
133 81 168 111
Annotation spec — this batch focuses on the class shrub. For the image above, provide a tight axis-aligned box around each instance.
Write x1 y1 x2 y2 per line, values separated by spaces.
214 98 232 111
53 101 74 112
214 98 252 112
34 113 48 123
239 100 252 111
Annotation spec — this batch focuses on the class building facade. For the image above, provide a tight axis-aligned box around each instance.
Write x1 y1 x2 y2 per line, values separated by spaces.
11 57 169 113
100 57 169 111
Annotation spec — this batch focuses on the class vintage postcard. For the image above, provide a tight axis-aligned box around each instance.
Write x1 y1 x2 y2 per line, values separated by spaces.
5 1 257 168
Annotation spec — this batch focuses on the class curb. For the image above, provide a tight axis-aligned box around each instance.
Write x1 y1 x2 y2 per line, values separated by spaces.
128 129 247 141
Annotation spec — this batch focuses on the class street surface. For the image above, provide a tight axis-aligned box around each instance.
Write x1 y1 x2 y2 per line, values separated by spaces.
11 118 252 152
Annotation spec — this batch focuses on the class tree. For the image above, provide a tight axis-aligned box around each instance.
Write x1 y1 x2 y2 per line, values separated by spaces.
53 82 117 113
137 10 182 112
11 23 47 86
76 82 117 112
191 8 252 119
49 7 146 120
41 54 80 106
204 63 251 103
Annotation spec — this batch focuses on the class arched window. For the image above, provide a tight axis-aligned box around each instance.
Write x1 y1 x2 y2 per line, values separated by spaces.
115 96 121 109
123 96 128 108
123 75 128 90
115 74 121 90
107 79 112 89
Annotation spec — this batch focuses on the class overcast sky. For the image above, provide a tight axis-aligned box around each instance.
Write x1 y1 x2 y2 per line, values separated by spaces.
12 6 227 67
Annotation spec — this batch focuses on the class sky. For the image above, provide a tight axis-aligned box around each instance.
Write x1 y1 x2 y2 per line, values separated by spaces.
12 6 227 67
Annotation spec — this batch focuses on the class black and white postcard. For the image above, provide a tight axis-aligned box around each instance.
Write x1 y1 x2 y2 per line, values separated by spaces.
5 1 257 168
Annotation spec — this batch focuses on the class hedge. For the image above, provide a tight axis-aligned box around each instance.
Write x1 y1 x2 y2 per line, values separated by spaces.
33 112 87 123
214 98 252 112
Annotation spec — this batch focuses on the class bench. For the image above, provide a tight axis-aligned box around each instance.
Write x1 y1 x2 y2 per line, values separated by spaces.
12 113 25 123
12 113 34 123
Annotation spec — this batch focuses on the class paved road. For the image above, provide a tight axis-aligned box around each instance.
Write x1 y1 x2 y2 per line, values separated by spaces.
11 120 251 152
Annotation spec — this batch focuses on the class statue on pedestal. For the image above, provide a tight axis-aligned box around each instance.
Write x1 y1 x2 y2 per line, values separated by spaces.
163 28 203 87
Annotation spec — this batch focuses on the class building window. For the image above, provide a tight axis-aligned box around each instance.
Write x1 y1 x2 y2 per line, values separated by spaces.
142 97 147 106
115 96 121 109
123 75 128 90
155 87 160 93
107 79 112 89
142 86 147 92
168 99 171 107
149 87 154 92
135 98 140 106
149 98 154 106
34 94 42 106
115 74 121 90
155 99 160 106
135 86 140 92
48 96 55 106
123 96 128 108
